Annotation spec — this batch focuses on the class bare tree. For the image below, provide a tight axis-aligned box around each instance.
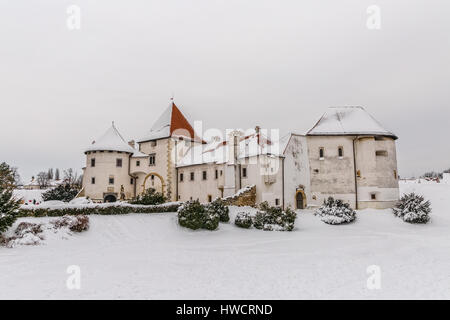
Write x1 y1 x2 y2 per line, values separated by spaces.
37 171 50 189
63 168 82 188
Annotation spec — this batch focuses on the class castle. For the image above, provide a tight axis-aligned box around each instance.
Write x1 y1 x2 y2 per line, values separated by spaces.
81 101 399 209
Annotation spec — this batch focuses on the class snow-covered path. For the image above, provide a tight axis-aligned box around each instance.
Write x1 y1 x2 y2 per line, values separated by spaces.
1 181 450 299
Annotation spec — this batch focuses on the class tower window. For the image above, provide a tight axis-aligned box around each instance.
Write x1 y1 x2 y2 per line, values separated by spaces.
130 178 134 185
338 147 343 158
180 173 184 182
275 198 280 206
136 160 140 167
319 147 324 159
371 193 377 200
116 159 122 167
394 170 398 179
190 172 195 181
215 170 218 179
242 167 247 178
91 158 96 167
149 154 156 166
208 195 212 202
109 177 114 185
151 141 157 147
376 150 388 157
202 171 207 180
91 177 95 184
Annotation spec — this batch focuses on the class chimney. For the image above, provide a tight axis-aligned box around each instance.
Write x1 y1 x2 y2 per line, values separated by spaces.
227 130 242 165
255 126 260 134
128 140 135 148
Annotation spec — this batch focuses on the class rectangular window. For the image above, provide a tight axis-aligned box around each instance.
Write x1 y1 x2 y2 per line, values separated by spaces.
180 173 184 182
319 147 324 159
242 167 247 178
130 178 134 185
275 198 280 206
149 154 156 166
116 159 122 167
91 158 96 167
215 170 218 179
202 171 207 180
109 177 114 185
190 172 195 181
376 150 388 156
394 170 398 179
151 141 157 147
220 170 223 176
91 177 95 184
208 195 212 202
371 193 377 200
338 147 343 158
136 160 140 167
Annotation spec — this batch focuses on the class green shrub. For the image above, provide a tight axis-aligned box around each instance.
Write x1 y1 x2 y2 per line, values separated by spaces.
393 193 431 224
17 203 181 217
235 212 253 229
253 202 297 231
177 200 219 231
129 188 166 205
205 198 230 223
315 197 356 225
42 184 80 202
0 162 20 234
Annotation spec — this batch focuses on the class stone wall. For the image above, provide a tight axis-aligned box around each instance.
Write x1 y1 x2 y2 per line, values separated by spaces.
223 185 256 207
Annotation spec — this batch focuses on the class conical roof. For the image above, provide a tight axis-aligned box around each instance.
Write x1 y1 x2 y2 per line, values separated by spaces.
138 101 204 143
307 106 397 139
85 123 136 153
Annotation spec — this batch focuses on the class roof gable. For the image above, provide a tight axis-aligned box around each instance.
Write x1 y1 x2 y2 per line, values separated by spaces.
138 101 204 143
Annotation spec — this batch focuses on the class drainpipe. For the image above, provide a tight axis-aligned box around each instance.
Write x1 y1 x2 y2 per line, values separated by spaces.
352 137 359 210
127 154 137 199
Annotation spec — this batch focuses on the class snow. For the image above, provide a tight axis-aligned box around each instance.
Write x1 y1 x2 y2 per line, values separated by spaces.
12 189 46 204
137 104 172 142
85 123 136 154
1 180 450 299
307 106 397 139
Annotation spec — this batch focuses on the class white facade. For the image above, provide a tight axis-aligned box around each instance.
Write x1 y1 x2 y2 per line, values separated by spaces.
82 103 400 209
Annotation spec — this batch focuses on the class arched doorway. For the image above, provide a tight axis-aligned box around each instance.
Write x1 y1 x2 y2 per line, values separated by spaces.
296 190 306 209
142 172 166 196
104 194 117 203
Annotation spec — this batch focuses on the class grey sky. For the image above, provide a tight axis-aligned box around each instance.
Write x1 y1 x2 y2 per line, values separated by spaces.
1 0 449 182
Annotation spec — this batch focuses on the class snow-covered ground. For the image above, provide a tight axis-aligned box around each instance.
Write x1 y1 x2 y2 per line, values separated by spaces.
1 180 450 299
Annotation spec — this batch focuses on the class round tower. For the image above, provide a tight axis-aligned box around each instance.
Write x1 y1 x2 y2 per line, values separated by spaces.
83 123 136 202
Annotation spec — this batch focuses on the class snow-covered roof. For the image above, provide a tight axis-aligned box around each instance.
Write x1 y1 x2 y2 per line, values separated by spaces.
85 123 137 154
307 107 397 139
131 150 149 158
177 129 283 168
137 101 204 143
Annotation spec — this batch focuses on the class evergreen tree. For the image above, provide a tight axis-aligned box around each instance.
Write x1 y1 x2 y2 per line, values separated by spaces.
0 162 20 234
55 168 60 181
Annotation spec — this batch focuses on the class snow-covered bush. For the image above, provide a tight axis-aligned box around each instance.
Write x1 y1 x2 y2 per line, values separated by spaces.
315 197 356 225
129 188 166 205
205 198 230 223
51 215 90 232
234 211 253 229
177 200 219 231
253 202 297 231
42 184 80 202
0 162 20 235
6 222 44 247
393 193 431 224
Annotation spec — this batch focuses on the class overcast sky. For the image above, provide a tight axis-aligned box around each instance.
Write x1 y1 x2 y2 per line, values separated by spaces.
1 0 449 182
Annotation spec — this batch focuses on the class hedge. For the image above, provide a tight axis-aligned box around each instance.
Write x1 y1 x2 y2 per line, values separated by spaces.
17 202 182 218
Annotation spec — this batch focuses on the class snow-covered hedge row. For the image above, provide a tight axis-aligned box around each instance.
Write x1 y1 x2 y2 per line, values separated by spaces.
234 202 297 231
17 202 182 217
315 197 356 225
